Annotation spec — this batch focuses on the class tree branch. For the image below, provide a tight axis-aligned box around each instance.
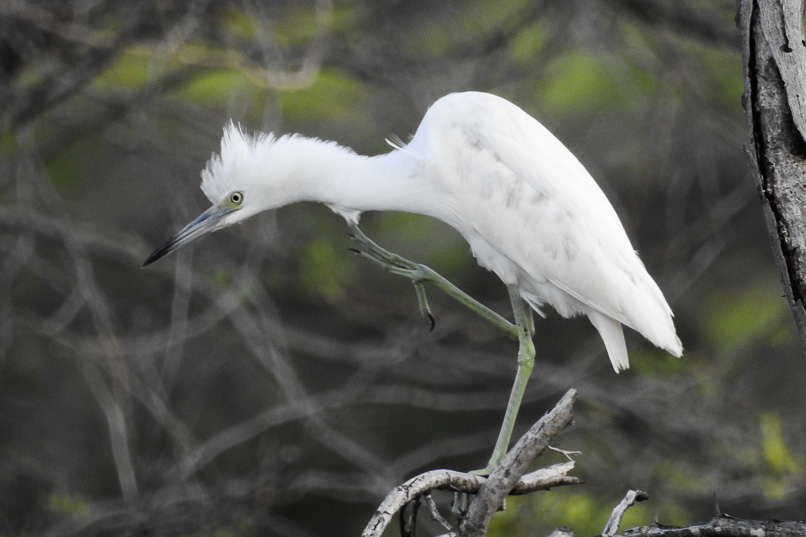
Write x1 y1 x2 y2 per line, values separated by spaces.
622 515 806 537
459 389 577 537
361 389 579 537
603 489 650 537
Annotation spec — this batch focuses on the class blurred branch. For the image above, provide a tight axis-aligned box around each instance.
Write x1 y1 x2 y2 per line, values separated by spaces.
0 0 796 535
1 3 154 131
172 387 354 481
0 2 121 48
79 362 140 502
30 159 140 501
616 0 738 49
0 0 336 134
126 0 332 90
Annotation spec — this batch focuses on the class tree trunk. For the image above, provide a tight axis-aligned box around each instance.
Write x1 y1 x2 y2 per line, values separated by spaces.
739 0 806 352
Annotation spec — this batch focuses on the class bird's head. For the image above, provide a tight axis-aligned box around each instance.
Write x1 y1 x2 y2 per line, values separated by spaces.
142 122 285 267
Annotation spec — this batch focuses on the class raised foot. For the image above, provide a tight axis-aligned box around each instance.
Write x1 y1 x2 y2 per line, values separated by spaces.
347 224 437 329
345 223 518 338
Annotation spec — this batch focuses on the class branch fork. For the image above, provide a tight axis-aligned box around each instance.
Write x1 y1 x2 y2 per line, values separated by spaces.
362 389 580 537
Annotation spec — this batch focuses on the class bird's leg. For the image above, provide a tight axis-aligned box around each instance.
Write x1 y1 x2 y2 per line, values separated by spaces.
346 223 518 339
349 224 536 516
453 288 535 518
476 285 535 474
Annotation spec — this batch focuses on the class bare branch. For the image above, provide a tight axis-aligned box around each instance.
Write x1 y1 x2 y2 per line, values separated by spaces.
603 489 650 537
2 4 154 130
622 515 806 537
362 390 580 537
361 463 579 537
459 389 578 537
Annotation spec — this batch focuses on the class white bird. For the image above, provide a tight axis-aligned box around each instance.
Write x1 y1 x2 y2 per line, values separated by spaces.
144 91 682 471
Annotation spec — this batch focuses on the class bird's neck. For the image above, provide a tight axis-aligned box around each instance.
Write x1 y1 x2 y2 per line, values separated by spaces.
287 137 439 224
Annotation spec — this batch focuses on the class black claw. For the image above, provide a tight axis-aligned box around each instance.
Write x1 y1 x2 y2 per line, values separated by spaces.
427 313 436 331
347 248 362 255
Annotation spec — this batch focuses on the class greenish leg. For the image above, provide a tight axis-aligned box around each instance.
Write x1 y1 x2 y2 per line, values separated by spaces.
452 287 535 516
347 224 538 477
475 285 535 474
346 223 518 339
347 224 538 516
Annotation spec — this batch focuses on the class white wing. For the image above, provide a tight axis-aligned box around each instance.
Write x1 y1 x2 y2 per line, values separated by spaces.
411 92 682 365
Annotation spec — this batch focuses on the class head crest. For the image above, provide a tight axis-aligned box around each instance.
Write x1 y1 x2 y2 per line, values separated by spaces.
200 121 275 203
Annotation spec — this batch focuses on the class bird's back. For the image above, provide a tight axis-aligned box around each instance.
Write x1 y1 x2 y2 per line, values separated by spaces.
404 92 682 369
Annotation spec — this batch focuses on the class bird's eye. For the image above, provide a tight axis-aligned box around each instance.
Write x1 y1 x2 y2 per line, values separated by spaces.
229 191 244 205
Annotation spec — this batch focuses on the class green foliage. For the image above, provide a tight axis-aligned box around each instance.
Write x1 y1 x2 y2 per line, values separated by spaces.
44 135 99 191
206 268 235 289
371 213 474 277
220 9 259 40
2 1 803 536
755 413 805 501
219 3 321 45
704 280 789 351
759 413 804 475
0 131 18 157
489 488 683 537
300 235 349 301
537 52 626 116
279 69 360 121
93 51 152 90
175 69 256 110
630 347 687 376
702 54 743 110
6 340 46 393
509 20 549 63
47 491 90 517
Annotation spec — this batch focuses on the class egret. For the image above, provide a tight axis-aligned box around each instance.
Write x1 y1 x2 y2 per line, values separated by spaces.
143 91 682 473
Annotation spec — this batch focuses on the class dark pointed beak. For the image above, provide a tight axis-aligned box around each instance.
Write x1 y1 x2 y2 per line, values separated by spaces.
142 205 236 267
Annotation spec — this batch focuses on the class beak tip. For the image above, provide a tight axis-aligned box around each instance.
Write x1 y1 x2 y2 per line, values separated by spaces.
140 253 159 268
141 242 173 268
142 204 231 270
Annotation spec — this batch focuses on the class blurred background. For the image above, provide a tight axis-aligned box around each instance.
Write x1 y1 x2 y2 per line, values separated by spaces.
1 0 804 535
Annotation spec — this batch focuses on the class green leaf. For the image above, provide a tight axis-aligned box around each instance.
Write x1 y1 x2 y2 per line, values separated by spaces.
760 412 803 475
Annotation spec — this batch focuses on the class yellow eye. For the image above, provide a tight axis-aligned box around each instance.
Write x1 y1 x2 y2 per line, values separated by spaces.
230 191 244 205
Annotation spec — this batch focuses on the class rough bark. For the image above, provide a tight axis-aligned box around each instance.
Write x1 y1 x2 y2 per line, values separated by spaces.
621 515 806 537
739 0 806 351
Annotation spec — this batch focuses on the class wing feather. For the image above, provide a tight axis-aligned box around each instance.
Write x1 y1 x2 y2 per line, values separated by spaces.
416 92 681 357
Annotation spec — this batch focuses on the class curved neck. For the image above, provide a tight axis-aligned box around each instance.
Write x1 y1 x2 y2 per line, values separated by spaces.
286 137 444 224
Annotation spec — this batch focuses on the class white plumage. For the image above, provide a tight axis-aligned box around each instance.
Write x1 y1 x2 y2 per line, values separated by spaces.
145 91 682 371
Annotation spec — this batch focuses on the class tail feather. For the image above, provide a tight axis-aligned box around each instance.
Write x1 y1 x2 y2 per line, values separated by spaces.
588 311 629 372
